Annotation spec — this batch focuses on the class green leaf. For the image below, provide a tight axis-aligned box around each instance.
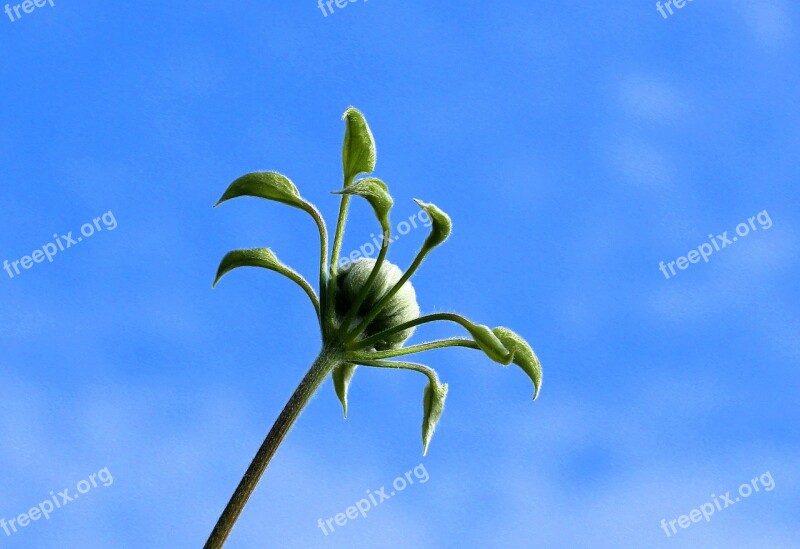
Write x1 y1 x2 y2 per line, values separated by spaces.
342 107 376 185
422 379 448 456
332 364 358 418
215 172 306 209
334 177 393 234
212 248 320 317
493 327 542 400
413 199 452 250
214 248 285 287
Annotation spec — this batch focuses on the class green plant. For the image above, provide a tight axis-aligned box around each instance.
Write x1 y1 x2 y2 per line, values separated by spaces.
204 107 542 548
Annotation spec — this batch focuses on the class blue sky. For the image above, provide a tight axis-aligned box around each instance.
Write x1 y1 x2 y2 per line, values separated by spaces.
1 1 798 547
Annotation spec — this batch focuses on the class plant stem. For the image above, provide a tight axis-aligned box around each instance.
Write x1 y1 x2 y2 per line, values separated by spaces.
353 312 469 350
326 194 352 327
299 202 329 331
204 346 342 549
353 338 479 360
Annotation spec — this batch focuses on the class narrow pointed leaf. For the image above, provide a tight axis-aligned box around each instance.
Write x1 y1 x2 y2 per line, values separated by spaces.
332 364 358 418
422 379 448 456
342 107 376 185
215 172 306 209
334 177 393 233
493 327 542 400
413 199 452 250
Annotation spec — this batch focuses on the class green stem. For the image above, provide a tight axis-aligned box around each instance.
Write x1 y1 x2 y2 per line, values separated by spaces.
353 312 472 350
326 194 352 327
300 203 329 331
353 338 478 360
353 358 439 385
204 346 342 549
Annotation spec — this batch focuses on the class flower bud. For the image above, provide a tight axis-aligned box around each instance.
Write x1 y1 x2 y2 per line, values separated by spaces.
335 258 420 350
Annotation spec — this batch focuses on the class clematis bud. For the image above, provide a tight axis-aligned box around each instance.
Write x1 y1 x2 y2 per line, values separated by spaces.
334 258 420 350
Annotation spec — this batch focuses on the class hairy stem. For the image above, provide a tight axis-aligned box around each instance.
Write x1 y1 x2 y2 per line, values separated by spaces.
204 346 342 549
353 338 478 360
300 203 329 331
353 358 439 385
326 194 352 327
353 312 472 350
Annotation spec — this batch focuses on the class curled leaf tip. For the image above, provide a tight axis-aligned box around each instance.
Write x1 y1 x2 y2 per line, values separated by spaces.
492 327 542 400
414 199 452 250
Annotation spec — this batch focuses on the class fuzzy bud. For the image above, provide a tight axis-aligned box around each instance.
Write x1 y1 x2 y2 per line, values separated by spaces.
335 258 420 350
